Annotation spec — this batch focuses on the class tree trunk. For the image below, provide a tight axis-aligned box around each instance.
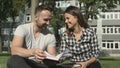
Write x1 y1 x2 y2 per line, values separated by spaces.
0 21 2 53
31 0 39 22
0 35 2 53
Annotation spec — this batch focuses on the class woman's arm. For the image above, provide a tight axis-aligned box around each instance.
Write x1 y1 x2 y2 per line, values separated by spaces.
76 57 97 68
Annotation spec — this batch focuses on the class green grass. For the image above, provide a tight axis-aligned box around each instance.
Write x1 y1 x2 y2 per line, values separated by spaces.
0 56 9 68
0 54 120 68
100 56 120 68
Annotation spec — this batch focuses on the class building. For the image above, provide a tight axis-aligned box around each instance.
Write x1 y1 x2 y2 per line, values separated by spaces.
55 0 80 10
89 12 120 56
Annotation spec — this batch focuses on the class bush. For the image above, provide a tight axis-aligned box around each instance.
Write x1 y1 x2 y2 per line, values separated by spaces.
99 50 109 57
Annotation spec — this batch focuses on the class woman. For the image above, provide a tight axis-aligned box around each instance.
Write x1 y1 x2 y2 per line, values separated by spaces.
59 6 101 68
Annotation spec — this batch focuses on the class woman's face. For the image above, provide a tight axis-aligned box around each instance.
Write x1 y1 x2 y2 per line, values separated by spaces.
64 13 78 29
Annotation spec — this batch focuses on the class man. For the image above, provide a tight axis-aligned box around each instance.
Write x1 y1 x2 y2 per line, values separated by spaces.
7 4 57 68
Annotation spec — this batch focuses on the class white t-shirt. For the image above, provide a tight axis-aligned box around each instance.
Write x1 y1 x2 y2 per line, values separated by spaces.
14 23 56 61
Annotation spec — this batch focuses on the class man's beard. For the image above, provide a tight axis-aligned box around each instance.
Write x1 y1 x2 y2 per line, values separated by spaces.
37 23 48 32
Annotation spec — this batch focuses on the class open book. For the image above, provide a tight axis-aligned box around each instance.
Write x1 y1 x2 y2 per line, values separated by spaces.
44 51 63 61
44 49 72 61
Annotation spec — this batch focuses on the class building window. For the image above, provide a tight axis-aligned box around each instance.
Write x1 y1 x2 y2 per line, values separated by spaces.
26 15 31 22
107 43 110 48
102 14 105 19
57 2 60 7
119 28 120 33
115 28 118 33
111 43 113 48
102 42 120 49
107 15 109 19
102 28 106 33
102 27 120 34
102 43 106 47
119 14 120 19
27 17 30 21
115 14 118 19
110 28 113 33
94 28 97 33
110 14 113 19
107 28 110 33
115 43 118 48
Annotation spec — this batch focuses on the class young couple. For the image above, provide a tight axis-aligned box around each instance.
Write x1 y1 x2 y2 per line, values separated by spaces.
7 4 101 68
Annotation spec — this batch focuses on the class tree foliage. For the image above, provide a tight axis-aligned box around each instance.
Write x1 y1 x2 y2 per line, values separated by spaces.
0 0 29 52
0 0 30 22
78 0 120 20
0 0 10 21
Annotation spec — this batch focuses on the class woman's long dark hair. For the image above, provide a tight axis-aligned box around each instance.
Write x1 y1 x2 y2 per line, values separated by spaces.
64 6 89 36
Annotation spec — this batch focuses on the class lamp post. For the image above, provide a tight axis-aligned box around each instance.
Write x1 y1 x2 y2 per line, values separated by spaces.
97 15 102 49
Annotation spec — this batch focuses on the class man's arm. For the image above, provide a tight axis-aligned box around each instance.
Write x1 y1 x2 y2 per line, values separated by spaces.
46 34 57 56
47 45 57 56
10 35 34 57
11 35 46 61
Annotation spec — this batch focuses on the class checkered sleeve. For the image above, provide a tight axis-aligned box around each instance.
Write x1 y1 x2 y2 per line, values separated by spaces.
59 33 68 53
90 31 100 58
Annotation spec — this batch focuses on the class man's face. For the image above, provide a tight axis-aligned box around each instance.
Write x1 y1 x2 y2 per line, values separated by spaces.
35 10 52 30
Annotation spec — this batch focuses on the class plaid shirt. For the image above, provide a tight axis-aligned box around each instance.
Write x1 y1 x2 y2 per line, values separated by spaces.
59 28 100 62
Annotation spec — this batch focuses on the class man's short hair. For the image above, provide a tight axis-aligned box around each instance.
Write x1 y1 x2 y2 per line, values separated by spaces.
34 4 51 14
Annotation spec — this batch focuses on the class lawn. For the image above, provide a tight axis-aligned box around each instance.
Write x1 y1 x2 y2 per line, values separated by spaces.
100 56 120 68
0 56 9 68
0 55 120 68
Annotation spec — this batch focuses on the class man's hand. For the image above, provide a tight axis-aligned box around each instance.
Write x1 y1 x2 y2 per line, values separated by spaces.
33 48 46 62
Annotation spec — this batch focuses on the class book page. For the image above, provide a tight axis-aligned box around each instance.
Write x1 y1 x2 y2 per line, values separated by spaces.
44 51 63 61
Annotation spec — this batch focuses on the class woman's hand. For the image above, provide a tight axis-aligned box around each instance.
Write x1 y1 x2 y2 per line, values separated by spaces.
76 62 88 68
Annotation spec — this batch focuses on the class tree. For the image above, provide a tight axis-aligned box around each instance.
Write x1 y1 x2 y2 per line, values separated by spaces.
31 0 39 22
78 0 120 20
0 0 28 52
8 0 27 52
0 0 12 52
